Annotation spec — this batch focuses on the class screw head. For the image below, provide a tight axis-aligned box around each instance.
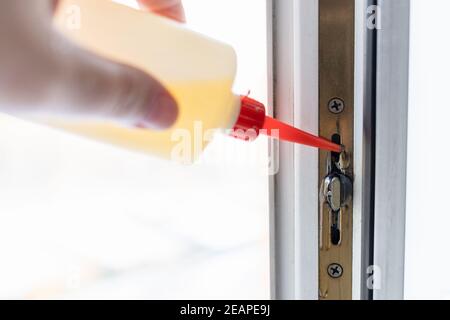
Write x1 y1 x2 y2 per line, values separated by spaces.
328 98 345 114
327 263 343 279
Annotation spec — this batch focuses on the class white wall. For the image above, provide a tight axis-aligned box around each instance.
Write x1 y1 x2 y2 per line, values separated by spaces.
405 0 450 300
0 0 269 299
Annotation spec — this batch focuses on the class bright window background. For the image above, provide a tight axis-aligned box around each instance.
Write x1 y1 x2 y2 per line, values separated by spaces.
0 0 269 299
405 0 450 300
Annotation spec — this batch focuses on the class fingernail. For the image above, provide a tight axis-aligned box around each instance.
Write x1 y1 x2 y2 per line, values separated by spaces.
137 93 179 130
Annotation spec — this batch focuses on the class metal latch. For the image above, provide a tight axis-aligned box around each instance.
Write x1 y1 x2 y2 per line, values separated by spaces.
323 172 352 212
321 144 353 247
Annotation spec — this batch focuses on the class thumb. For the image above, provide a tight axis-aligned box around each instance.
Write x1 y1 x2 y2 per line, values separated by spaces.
51 36 178 130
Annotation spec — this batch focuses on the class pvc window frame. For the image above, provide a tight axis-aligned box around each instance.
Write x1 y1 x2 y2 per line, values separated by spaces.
268 0 410 300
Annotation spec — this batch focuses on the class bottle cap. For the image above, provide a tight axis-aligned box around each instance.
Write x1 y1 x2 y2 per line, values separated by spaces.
230 96 266 141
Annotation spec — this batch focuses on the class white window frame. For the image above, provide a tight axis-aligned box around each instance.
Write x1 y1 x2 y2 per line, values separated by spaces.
268 0 410 300
372 0 409 300
268 0 319 300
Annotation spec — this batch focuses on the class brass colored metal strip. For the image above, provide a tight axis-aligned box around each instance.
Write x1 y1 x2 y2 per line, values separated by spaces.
319 0 355 300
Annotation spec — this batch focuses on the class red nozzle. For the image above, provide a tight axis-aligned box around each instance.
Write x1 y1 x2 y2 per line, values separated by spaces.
261 116 342 153
230 96 266 141
230 96 342 153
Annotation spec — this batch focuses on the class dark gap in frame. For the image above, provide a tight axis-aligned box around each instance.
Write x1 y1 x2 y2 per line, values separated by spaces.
330 133 342 247
361 0 378 301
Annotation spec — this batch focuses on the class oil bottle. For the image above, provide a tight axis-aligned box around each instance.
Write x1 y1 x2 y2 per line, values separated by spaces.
52 0 340 162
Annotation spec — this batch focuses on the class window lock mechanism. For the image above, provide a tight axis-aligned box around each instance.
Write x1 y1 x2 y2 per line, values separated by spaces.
321 133 353 247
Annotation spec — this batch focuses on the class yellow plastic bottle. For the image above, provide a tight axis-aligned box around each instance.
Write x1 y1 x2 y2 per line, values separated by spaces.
52 0 252 162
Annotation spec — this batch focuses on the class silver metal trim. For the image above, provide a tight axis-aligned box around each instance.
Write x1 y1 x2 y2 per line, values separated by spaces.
353 0 369 300
355 0 377 300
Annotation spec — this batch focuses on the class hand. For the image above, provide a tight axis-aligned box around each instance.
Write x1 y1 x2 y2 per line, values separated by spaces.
0 0 184 129
139 0 186 23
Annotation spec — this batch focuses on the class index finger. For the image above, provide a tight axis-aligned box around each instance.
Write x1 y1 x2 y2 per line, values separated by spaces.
138 0 185 23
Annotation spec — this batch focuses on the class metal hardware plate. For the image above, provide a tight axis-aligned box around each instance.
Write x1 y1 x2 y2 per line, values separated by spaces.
319 0 355 300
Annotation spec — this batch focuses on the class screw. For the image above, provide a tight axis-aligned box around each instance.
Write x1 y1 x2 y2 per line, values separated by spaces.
328 98 345 114
327 263 343 279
